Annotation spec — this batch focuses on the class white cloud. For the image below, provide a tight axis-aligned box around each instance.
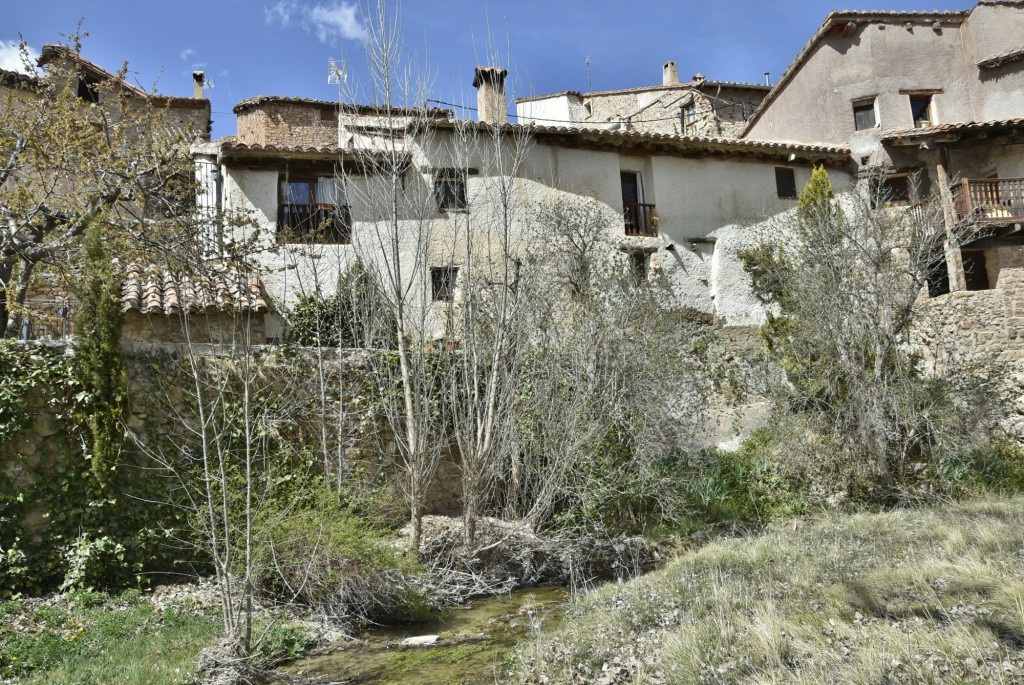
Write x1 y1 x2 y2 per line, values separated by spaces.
264 0 300 27
308 3 366 42
264 1 365 44
0 40 40 75
180 48 195 61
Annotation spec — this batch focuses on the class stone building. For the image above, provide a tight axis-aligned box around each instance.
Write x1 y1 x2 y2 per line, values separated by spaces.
516 61 769 138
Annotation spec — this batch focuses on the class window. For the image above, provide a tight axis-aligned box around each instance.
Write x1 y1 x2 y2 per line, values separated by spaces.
278 176 351 244
76 75 100 104
621 171 656 236
910 95 933 128
871 174 912 208
682 103 698 130
852 99 876 130
434 169 467 212
431 266 458 301
775 167 798 199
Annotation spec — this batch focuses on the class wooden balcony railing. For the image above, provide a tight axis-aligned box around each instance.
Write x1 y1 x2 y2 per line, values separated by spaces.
624 202 658 237
951 178 1024 222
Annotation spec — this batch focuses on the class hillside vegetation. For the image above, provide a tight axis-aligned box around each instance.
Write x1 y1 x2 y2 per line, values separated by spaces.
514 496 1024 684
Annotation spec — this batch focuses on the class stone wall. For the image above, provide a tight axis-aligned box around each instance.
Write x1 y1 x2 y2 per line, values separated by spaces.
236 101 339 148
916 245 1024 439
1 344 462 520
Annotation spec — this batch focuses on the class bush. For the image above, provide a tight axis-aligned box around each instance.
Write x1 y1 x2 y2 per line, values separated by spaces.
251 622 317 669
680 432 808 530
255 495 431 625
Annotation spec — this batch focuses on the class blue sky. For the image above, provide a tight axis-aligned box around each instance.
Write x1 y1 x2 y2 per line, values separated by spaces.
4 0 970 139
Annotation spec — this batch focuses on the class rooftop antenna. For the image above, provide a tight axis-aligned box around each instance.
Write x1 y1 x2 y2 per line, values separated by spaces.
327 58 346 86
585 54 592 91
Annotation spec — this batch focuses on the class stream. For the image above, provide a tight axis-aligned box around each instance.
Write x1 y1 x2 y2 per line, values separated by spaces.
280 585 568 684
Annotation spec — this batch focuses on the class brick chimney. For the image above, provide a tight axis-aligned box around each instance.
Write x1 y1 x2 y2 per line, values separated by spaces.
192 71 205 99
473 66 508 125
663 60 679 86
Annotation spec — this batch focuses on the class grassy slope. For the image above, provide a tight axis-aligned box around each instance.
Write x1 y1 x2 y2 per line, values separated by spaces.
0 590 220 685
513 497 1024 684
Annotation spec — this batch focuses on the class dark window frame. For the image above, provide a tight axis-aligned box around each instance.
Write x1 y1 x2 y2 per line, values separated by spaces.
431 266 458 301
775 167 798 199
910 95 933 128
852 99 877 130
277 176 352 244
434 169 468 212
76 75 100 104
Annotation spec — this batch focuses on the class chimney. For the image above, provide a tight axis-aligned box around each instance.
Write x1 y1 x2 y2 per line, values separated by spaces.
663 60 679 86
473 66 508 125
192 71 205 99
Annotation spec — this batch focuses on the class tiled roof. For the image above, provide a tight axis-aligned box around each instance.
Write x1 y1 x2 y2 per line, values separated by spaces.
232 95 453 119
122 263 268 316
0 68 37 88
220 141 344 156
38 44 148 97
741 9 970 137
977 46 1024 69
881 118 1024 141
428 120 850 157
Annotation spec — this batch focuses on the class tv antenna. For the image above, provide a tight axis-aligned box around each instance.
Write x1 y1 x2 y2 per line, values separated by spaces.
585 54 592 91
328 58 347 85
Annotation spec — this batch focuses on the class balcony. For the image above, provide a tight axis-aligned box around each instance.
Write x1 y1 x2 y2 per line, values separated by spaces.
624 202 658 237
951 178 1024 223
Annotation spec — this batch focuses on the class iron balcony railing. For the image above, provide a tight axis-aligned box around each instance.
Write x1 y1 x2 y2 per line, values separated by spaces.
624 202 658 237
951 178 1024 222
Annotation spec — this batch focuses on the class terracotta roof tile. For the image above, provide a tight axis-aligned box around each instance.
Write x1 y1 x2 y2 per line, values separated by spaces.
426 120 850 157
122 263 268 316
881 117 1024 141
232 95 453 119
221 141 344 156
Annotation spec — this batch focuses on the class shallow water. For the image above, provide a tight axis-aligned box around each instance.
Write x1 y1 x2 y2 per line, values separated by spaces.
282 585 567 685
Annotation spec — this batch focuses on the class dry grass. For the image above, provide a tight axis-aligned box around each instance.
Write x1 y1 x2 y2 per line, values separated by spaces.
512 497 1024 683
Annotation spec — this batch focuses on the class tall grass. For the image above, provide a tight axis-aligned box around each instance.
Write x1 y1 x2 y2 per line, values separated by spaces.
512 496 1024 683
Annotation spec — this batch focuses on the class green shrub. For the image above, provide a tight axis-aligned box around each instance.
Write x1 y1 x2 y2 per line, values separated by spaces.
251 622 317 669
680 432 808 530
254 491 431 625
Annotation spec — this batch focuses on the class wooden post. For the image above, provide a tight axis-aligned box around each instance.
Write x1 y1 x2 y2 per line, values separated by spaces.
934 149 966 291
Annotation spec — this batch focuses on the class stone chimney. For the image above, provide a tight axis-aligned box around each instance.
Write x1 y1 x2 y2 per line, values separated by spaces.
192 71 205 99
663 60 679 86
473 66 508 125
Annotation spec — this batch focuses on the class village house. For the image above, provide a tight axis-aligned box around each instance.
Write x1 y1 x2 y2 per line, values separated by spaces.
739 0 1024 362
198 65 847 343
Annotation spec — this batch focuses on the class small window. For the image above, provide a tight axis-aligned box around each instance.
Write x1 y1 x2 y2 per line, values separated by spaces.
278 176 352 244
77 75 100 104
682 103 698 130
910 95 933 128
775 167 798 199
434 169 467 212
431 266 458 301
852 99 876 130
